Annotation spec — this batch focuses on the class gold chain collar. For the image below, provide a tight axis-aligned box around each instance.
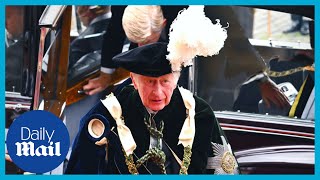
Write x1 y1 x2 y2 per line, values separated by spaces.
266 65 314 77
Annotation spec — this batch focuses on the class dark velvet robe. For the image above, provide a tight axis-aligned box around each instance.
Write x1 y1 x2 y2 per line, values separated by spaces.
65 86 226 174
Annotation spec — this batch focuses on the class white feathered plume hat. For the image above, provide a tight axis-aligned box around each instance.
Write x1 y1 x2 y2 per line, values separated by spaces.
167 5 228 71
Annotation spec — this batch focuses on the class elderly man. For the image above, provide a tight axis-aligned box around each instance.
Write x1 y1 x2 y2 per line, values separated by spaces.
65 42 238 174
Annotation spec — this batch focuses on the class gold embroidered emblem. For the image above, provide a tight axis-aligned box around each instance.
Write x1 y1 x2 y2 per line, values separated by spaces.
208 136 239 174
221 151 236 174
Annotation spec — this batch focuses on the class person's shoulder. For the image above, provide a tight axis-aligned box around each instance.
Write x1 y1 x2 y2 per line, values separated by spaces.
117 85 136 102
194 95 214 114
176 87 214 118
194 95 209 104
269 56 280 67
79 26 96 37
92 17 110 27
118 85 135 94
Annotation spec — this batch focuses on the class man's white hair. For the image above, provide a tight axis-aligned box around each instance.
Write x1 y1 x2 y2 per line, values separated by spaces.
122 6 164 43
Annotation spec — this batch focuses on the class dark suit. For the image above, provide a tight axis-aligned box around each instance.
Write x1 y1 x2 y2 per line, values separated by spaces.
233 54 314 114
6 38 24 92
65 86 228 174
69 16 110 69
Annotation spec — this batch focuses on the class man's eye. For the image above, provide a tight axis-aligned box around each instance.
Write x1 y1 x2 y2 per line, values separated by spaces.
162 80 170 84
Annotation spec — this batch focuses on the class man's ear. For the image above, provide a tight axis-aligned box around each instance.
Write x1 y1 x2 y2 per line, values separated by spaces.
130 73 138 90
162 18 167 29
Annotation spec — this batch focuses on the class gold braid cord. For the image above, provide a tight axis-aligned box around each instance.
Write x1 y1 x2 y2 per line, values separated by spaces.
144 120 164 139
179 145 192 175
121 118 168 174
121 116 194 174
136 148 166 174
136 118 167 174
122 148 139 174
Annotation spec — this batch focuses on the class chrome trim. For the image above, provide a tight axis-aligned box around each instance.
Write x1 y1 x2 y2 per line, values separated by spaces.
5 91 32 100
221 125 314 140
249 38 312 50
215 111 315 127
5 103 30 110
39 5 67 28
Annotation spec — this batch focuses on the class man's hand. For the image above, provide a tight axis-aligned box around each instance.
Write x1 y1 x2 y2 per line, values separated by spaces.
83 72 112 95
259 79 290 109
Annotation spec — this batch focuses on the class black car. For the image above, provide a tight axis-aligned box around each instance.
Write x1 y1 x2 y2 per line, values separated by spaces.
216 111 314 174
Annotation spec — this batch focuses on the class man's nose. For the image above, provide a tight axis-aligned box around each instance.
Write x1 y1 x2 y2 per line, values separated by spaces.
152 82 163 95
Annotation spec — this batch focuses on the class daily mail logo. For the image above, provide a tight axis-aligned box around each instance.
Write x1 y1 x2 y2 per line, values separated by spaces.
6 110 70 174
16 127 61 157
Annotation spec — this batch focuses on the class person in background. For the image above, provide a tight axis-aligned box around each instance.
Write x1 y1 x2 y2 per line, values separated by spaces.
234 20 314 115
5 6 25 92
283 14 309 35
68 5 111 69
5 6 24 47
122 6 167 46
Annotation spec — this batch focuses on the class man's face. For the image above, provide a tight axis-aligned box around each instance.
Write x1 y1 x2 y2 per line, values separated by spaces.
6 6 24 40
131 73 178 111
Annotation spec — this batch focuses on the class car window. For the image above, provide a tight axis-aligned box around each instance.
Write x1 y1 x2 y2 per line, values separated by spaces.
5 6 30 129
195 6 314 121
252 8 311 44
5 6 25 93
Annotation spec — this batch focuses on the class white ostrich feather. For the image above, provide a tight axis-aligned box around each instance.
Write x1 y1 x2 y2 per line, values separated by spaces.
167 5 228 71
